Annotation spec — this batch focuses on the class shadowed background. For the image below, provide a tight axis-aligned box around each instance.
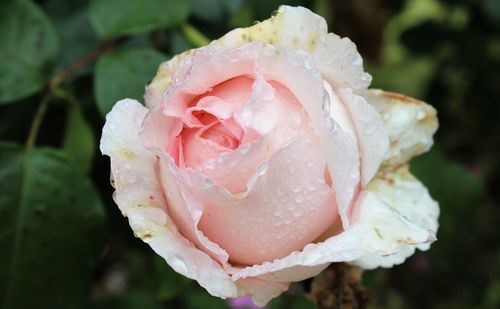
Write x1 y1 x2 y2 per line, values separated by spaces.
0 0 499 308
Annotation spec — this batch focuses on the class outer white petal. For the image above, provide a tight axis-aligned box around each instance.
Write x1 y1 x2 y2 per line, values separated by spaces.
215 5 371 92
100 99 238 298
353 165 439 268
230 190 434 282
236 278 290 306
146 5 371 108
364 89 438 167
337 88 389 186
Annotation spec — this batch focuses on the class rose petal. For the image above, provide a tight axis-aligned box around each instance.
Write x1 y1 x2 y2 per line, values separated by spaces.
184 76 254 127
338 88 389 186
364 89 438 167
174 137 339 266
100 99 237 298
157 152 231 265
236 278 290 306
215 5 371 93
148 43 360 226
230 190 435 282
253 46 360 227
353 164 439 268
140 110 234 266
145 6 371 109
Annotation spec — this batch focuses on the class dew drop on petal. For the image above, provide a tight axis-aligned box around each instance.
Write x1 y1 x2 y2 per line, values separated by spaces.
416 110 426 120
294 194 305 203
349 166 359 179
306 181 317 191
287 111 302 128
365 121 376 134
291 184 301 193
171 254 189 274
239 144 251 154
257 163 269 176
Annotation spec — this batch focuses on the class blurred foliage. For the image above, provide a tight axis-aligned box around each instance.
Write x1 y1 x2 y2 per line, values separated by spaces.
0 0 499 308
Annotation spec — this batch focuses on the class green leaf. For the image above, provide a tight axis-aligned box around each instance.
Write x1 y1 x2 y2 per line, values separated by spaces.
89 0 190 39
410 149 485 212
410 149 486 261
189 0 244 23
481 0 500 26
171 30 195 55
94 47 166 116
0 143 106 309
44 0 100 78
63 103 96 173
0 0 59 103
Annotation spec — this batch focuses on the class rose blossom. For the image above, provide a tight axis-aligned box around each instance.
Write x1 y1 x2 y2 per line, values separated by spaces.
100 6 439 305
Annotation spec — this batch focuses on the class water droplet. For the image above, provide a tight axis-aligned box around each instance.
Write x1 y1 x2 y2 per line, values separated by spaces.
110 176 116 188
294 195 305 203
291 184 301 193
352 55 362 66
322 97 331 113
171 254 189 274
141 233 152 243
320 188 330 195
257 163 268 176
239 144 251 154
201 177 213 189
365 122 376 134
274 209 283 217
304 58 313 69
287 112 302 128
293 209 303 217
349 167 359 179
306 181 317 191
205 162 216 170
416 110 426 120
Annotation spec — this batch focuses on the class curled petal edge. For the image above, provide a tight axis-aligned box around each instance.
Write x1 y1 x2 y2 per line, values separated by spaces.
100 99 238 298
364 89 438 168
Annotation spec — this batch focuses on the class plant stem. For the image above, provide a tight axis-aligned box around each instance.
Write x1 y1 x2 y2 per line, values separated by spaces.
25 92 52 151
181 23 211 47
26 42 115 149
49 42 114 91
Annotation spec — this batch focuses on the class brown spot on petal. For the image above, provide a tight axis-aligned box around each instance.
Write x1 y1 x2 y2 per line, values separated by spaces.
378 90 423 104
373 227 383 239
116 148 138 161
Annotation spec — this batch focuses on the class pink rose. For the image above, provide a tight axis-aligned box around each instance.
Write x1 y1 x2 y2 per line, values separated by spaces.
100 6 439 305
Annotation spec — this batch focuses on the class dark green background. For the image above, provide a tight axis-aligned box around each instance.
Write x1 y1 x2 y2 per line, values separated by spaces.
0 0 499 308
